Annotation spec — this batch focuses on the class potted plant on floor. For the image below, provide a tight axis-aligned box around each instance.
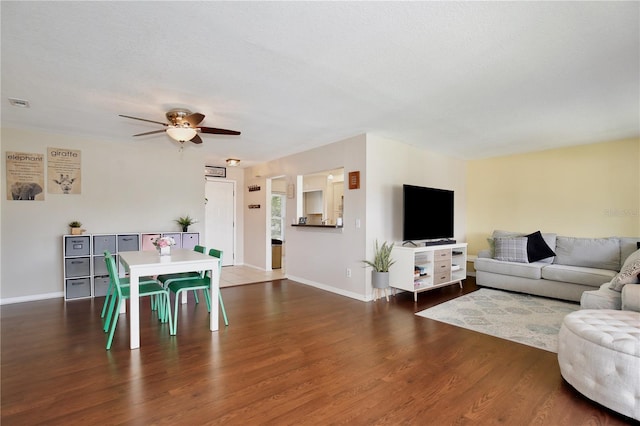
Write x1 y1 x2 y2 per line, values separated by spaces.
175 215 197 232
363 240 395 289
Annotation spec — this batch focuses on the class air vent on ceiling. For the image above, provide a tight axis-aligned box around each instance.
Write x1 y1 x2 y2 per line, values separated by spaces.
8 98 30 108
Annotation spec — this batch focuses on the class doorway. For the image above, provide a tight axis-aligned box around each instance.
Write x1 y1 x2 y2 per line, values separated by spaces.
205 178 236 266
270 176 287 271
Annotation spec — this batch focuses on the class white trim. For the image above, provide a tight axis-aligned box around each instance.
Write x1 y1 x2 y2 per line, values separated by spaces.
1 291 64 305
287 275 368 302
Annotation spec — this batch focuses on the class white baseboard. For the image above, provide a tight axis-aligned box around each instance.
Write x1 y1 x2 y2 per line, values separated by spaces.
1 291 64 305
287 275 368 302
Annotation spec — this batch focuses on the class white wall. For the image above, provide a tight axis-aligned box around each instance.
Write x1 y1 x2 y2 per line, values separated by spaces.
0 127 244 302
244 134 368 299
366 134 467 244
243 133 467 301
364 135 467 299
1 127 466 303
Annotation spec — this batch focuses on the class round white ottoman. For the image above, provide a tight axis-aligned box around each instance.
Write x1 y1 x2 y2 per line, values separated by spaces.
558 309 640 421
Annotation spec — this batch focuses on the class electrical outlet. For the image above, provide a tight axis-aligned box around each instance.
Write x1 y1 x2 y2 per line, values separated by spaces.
346 268 352 278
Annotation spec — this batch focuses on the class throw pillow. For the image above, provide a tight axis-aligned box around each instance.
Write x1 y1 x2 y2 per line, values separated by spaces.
494 237 529 263
525 230 556 263
487 230 525 257
609 249 640 291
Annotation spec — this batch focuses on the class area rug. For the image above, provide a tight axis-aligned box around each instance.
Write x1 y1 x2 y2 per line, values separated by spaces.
415 288 579 353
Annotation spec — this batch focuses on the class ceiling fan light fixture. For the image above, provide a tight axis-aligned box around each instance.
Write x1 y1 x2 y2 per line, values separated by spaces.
166 126 197 142
226 158 240 167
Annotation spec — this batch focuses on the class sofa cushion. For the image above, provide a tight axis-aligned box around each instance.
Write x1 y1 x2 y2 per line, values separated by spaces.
474 257 543 279
621 284 640 312
609 249 640 291
580 282 622 310
525 231 556 263
494 237 529 263
554 237 620 271
541 264 617 287
620 237 640 266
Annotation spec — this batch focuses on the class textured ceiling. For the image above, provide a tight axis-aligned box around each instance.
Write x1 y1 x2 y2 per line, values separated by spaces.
1 1 638 167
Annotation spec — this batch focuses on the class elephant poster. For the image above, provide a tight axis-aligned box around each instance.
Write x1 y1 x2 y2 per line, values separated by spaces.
47 147 81 195
6 151 45 201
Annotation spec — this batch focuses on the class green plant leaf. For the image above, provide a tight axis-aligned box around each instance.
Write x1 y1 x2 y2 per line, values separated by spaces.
363 240 395 272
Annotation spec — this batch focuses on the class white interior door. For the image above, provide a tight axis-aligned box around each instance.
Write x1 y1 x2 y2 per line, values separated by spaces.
205 179 235 266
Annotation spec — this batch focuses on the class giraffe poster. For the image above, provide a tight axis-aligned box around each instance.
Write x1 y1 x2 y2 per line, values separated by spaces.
47 147 81 195
5 151 45 201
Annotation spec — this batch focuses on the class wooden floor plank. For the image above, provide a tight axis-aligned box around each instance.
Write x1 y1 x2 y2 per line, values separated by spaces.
1 278 633 425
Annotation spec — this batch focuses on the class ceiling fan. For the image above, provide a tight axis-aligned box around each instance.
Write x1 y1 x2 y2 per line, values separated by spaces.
119 108 240 144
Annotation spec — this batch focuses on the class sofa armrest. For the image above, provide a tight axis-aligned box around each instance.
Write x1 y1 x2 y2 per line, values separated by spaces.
478 249 492 259
621 284 640 312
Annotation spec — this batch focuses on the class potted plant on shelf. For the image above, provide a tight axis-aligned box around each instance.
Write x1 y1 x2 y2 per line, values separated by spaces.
68 221 84 235
175 215 197 232
363 240 395 289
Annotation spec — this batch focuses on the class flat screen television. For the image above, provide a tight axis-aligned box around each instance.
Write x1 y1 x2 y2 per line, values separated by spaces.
403 184 454 242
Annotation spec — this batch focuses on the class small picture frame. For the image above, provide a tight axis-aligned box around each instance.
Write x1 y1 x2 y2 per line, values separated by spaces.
298 217 307 224
348 171 360 190
205 166 226 178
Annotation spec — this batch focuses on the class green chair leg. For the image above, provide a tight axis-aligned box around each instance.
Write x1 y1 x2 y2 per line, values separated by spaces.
201 287 227 327
171 290 182 335
103 285 120 333
100 279 114 318
106 293 122 350
219 291 228 326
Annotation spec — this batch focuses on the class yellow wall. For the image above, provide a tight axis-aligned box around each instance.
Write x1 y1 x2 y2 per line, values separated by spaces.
466 138 639 256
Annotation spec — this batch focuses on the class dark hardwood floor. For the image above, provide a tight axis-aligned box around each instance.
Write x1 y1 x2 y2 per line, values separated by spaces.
1 277 633 425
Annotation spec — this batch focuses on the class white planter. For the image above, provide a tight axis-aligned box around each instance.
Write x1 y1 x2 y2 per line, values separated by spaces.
158 246 171 256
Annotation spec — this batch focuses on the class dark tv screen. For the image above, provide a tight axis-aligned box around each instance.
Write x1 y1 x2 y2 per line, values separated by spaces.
403 184 454 241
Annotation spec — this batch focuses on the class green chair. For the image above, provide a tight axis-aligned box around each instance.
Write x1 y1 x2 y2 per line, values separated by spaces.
167 248 228 335
100 251 158 319
208 248 229 327
157 244 206 303
102 252 172 350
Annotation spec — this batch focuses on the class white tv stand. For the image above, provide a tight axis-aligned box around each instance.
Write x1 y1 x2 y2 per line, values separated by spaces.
389 243 467 302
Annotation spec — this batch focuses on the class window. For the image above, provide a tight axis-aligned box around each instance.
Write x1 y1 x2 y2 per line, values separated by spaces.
271 194 285 240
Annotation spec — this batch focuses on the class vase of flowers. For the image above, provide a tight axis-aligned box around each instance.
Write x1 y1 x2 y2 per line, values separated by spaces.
153 236 176 256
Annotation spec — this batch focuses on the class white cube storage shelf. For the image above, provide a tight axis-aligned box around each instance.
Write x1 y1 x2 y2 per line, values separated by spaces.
389 243 467 302
62 232 199 300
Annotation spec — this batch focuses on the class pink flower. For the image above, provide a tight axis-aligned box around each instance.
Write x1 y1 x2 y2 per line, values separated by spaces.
154 237 176 248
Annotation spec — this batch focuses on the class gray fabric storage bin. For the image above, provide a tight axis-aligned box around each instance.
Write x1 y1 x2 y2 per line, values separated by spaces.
65 236 90 256
93 235 116 254
117 234 139 252
65 257 90 277
66 278 91 299
93 276 110 297
93 256 109 276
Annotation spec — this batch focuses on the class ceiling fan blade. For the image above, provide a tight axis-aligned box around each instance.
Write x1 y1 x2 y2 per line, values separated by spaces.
184 113 205 127
119 114 168 126
190 134 203 144
199 126 241 136
133 129 167 137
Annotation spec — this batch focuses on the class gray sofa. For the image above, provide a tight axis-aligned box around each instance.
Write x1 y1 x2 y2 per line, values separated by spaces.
474 230 640 310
